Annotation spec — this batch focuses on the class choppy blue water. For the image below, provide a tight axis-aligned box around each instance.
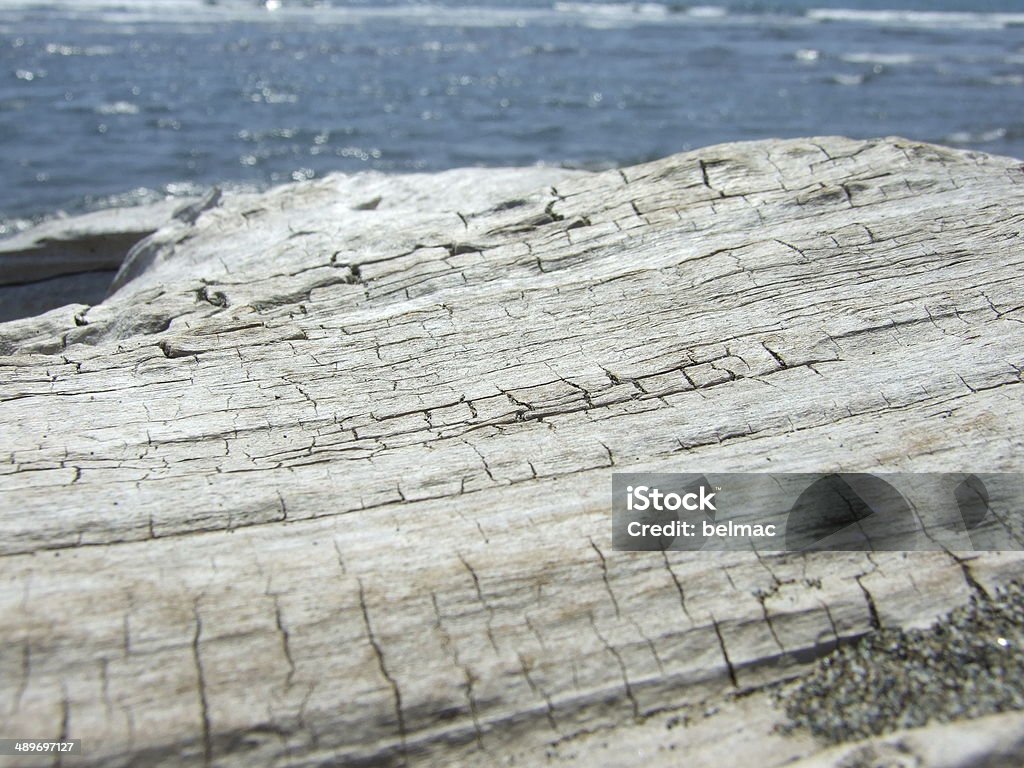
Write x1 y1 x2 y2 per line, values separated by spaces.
1 0 1023 233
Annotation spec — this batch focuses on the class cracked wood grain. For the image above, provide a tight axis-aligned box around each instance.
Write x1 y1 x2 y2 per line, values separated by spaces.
1 137 1023 767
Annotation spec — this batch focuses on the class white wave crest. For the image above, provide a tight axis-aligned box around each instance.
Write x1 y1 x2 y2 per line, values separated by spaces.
840 52 918 66
808 8 1024 31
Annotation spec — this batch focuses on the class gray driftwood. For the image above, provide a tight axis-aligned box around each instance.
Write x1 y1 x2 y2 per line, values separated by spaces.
0 199 195 322
1 136 1023 767
0 199 197 285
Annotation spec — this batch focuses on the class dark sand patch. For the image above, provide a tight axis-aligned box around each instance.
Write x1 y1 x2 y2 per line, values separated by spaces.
781 580 1024 743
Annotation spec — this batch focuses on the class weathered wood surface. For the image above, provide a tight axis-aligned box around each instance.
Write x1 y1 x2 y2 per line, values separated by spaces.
0 198 198 286
0 198 195 322
1 136 1023 767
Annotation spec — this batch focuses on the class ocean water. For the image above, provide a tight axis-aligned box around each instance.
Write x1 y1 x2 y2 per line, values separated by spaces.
1 0 1023 233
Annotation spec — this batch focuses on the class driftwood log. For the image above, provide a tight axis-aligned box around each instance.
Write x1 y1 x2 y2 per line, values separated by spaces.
1 136 1023 767
0 199 197 323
